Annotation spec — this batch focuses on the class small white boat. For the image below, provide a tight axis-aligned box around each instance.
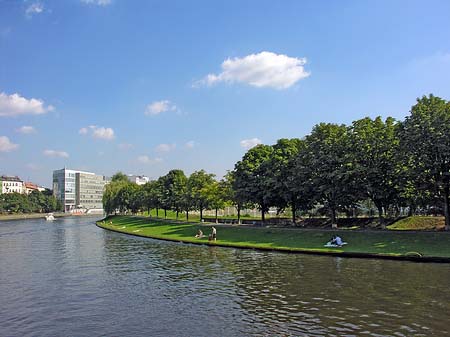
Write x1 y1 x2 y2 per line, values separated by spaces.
45 213 55 221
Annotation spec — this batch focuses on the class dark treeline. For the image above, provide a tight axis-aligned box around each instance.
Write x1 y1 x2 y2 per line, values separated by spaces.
0 190 62 214
103 94 450 230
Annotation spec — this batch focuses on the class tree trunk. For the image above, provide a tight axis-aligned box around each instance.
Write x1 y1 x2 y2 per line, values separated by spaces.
186 211 189 221
331 207 336 225
237 204 241 225
215 208 218 223
444 180 450 231
291 199 296 224
261 203 265 223
200 208 203 222
375 201 384 226
176 210 179 219
164 209 167 218
156 207 159 217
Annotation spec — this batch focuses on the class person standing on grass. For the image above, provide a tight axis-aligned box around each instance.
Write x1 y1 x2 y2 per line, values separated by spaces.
211 226 217 241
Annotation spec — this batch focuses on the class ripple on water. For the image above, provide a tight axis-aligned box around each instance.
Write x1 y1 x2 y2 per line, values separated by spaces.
1 218 450 336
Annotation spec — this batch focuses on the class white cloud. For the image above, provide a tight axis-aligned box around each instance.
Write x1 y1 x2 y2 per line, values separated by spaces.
155 143 176 153
137 155 163 164
16 126 36 134
196 51 310 90
0 136 19 152
0 92 54 117
185 140 195 149
43 149 69 158
118 143 133 150
93 127 114 140
240 138 262 149
26 2 44 18
81 0 112 6
145 100 177 116
79 125 115 140
78 127 88 135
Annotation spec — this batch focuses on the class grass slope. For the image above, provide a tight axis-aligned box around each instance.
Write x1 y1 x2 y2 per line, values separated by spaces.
97 216 450 261
388 216 445 230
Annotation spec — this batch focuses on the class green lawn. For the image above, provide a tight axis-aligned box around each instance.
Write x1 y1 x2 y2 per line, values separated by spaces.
97 215 450 261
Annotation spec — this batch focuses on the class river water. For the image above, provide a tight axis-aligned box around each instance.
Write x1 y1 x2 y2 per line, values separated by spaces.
1 216 449 336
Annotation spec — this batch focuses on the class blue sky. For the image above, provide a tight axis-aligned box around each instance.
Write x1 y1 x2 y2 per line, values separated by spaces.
1 0 450 187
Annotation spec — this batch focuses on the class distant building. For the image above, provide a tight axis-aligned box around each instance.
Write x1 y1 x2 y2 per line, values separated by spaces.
127 174 149 185
76 172 106 210
24 182 46 194
53 168 108 212
0 176 24 194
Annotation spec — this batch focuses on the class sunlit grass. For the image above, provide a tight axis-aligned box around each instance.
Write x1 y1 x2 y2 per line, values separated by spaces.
97 215 450 259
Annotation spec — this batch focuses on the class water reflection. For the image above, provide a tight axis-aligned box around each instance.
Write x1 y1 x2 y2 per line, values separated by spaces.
1 217 449 336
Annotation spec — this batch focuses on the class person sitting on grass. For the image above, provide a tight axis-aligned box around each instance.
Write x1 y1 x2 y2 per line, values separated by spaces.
325 235 346 247
334 235 344 247
195 229 204 238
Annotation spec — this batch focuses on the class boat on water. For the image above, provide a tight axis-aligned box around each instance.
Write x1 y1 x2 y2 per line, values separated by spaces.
45 213 55 221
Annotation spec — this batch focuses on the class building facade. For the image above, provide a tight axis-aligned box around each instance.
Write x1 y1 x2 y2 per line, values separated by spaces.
127 174 149 185
76 172 106 210
0 176 25 194
53 168 107 212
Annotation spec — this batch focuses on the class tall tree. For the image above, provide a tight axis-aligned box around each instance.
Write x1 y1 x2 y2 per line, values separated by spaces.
349 116 400 225
233 144 274 222
162 169 187 219
399 94 450 230
187 170 216 221
303 123 357 225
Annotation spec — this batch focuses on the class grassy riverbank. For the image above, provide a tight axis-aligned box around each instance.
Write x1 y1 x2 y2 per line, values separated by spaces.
97 215 450 262
0 212 69 221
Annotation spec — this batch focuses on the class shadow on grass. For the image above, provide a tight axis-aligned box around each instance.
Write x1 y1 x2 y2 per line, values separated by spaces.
101 216 450 258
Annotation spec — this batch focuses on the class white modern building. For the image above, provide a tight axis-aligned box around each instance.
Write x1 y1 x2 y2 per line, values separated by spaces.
127 174 150 185
0 176 25 194
53 168 108 212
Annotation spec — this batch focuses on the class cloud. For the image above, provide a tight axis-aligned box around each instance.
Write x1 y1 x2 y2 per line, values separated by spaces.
185 140 195 149
43 149 69 158
196 51 310 90
137 155 163 164
0 92 54 117
155 143 176 153
93 127 114 140
240 138 262 149
78 127 88 135
0 136 19 152
145 100 177 116
16 126 36 134
118 143 133 151
26 2 44 18
81 0 112 6
79 125 115 140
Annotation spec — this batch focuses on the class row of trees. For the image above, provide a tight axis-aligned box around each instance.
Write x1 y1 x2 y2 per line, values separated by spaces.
103 95 450 230
0 190 62 214
103 170 232 222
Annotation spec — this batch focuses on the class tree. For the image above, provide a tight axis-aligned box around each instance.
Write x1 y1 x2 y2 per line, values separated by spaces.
205 180 228 223
303 123 358 225
223 171 246 224
103 172 131 214
161 169 187 219
128 184 145 214
187 170 216 221
399 94 450 230
349 116 401 225
268 138 312 223
233 144 274 222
